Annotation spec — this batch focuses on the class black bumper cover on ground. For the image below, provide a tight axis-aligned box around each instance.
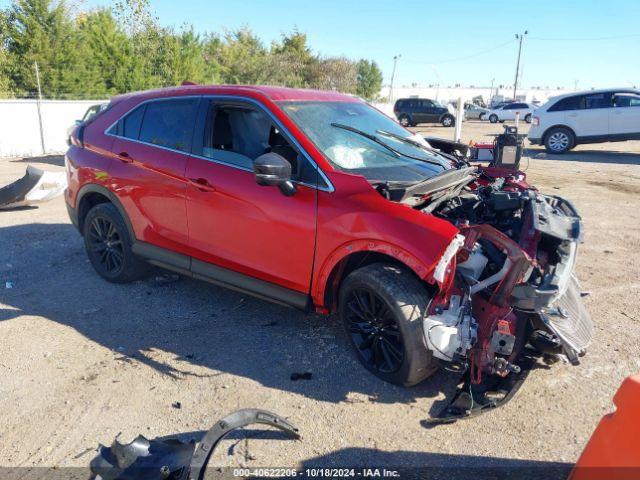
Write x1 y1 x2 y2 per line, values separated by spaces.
90 409 300 480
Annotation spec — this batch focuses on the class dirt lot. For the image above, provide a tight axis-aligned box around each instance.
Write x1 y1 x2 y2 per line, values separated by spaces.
1 120 639 475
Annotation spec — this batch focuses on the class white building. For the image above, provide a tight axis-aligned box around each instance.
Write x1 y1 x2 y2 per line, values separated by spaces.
379 85 577 106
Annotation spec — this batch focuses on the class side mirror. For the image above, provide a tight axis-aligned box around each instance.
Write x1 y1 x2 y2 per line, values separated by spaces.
253 153 297 196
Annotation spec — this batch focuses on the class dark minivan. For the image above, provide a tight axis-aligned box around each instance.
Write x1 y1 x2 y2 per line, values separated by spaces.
393 98 456 127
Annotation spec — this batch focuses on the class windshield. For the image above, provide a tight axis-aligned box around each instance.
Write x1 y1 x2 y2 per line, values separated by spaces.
278 101 452 183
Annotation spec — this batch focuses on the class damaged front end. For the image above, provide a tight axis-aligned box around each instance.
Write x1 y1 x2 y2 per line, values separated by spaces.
410 167 592 424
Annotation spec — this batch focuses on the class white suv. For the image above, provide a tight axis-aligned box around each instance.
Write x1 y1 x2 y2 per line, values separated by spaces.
528 89 640 153
485 102 536 124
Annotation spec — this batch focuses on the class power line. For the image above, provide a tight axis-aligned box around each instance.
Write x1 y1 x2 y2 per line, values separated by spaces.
403 39 516 65
529 33 640 41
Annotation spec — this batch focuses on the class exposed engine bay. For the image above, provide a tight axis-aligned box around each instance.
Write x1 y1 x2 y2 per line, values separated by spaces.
379 163 593 423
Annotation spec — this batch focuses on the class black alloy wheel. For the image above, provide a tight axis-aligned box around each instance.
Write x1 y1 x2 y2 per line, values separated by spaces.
344 287 405 374
87 215 125 277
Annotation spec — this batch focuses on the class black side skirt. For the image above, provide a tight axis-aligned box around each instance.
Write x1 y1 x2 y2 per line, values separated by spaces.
132 241 312 311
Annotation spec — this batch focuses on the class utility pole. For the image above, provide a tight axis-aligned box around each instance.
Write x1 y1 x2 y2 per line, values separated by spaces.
489 77 495 107
34 61 46 155
512 30 528 100
389 54 401 103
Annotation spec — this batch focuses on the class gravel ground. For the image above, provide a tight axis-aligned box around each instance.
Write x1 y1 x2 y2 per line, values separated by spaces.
1 121 639 474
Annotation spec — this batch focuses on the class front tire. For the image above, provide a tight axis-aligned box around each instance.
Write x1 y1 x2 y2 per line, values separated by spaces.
398 115 411 127
441 114 455 127
525 113 532 123
544 127 575 154
489 114 498 123
83 203 149 283
339 263 438 386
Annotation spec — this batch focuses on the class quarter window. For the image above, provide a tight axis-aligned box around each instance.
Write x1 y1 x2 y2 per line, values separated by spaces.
122 105 145 139
548 96 583 112
138 98 199 152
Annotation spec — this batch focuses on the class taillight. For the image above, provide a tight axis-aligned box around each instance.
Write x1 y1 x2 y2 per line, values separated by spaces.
532 116 540 126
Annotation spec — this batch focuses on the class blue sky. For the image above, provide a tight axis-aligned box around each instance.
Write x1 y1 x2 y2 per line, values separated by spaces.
4 0 639 89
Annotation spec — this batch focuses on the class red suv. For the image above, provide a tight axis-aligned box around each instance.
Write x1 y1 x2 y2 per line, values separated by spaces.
66 85 591 421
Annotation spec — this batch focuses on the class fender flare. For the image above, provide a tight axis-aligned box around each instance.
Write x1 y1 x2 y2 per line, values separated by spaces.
311 239 440 306
76 183 136 240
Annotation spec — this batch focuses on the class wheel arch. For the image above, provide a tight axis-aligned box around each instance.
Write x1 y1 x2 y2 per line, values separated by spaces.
76 184 135 240
312 242 437 312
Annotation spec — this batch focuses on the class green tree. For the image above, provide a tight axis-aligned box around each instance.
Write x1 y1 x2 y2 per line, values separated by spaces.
268 30 312 87
0 1 384 99
217 27 268 84
4 0 82 98
76 8 148 95
307 56 358 93
201 33 223 84
0 9 13 95
154 27 207 86
356 59 382 101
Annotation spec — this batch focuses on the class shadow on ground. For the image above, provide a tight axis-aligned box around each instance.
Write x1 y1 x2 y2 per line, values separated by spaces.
10 154 65 167
525 146 640 165
0 222 459 411
300 448 572 479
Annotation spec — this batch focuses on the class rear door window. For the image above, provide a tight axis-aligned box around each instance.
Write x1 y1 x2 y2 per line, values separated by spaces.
138 98 200 152
584 92 612 109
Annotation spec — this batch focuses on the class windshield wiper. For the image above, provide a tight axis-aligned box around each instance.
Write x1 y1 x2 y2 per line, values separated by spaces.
330 123 399 158
331 123 448 167
376 129 431 151
376 129 465 167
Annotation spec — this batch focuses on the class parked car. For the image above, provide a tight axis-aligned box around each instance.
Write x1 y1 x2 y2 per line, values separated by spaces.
393 98 456 127
464 103 489 120
66 85 590 419
66 103 107 143
529 88 640 153
485 102 536 123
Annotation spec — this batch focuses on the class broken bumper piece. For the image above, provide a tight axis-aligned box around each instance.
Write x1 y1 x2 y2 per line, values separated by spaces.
423 355 536 426
90 409 300 480
0 165 66 209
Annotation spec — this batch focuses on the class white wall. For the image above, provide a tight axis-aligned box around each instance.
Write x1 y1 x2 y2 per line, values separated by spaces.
379 85 575 106
0 99 107 157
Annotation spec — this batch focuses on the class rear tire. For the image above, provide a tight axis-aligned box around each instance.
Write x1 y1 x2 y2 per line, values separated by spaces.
339 263 439 386
479 113 485 121
441 114 455 127
544 127 575 154
489 114 498 123
525 113 532 123
83 203 149 283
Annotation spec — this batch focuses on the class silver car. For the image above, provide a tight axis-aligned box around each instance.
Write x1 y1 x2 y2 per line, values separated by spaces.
464 104 489 120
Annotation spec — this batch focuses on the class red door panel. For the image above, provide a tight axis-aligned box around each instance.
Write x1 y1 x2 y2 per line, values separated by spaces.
185 156 317 293
110 137 189 253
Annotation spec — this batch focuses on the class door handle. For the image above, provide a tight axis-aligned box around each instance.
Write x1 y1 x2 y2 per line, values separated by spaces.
189 177 216 192
117 151 133 163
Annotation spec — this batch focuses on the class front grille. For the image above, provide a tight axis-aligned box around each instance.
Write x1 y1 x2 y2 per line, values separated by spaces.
541 275 593 357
